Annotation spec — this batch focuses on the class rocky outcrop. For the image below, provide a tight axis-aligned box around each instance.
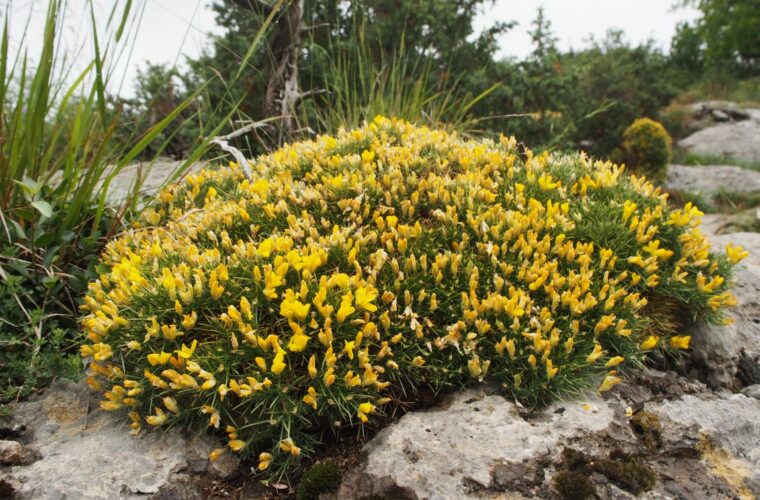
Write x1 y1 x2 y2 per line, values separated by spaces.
678 106 760 165
680 230 760 390
336 372 760 499
667 164 760 198
0 380 238 499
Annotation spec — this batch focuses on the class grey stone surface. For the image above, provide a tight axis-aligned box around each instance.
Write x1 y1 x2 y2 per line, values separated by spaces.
654 392 760 495
678 106 760 165
338 373 760 499
667 164 760 196
104 158 203 205
0 380 237 500
682 231 760 389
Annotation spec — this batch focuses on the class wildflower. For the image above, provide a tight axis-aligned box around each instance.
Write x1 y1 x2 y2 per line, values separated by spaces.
147 351 172 366
357 402 375 423
146 408 168 426
308 355 318 379
640 335 659 351
175 339 198 359
598 373 622 393
279 438 301 456
355 286 378 312
163 397 180 414
336 293 356 322
302 387 318 409
271 351 287 375
258 452 272 470
605 356 625 368
182 311 197 329
726 243 749 264
228 440 246 452
670 335 691 349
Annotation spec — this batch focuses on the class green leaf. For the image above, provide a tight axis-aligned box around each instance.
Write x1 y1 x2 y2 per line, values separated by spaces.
31 200 53 218
34 232 57 247
41 276 58 289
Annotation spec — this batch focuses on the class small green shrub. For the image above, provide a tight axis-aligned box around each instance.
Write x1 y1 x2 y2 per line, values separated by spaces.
296 462 342 500
80 118 741 483
613 118 672 182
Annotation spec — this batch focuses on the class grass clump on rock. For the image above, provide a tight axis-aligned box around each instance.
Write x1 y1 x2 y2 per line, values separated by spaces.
613 118 673 183
79 117 744 481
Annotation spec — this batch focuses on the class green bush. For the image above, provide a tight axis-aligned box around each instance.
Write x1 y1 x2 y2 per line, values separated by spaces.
613 118 673 182
80 118 741 482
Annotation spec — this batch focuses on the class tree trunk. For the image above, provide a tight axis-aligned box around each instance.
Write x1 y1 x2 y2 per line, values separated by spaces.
263 0 304 143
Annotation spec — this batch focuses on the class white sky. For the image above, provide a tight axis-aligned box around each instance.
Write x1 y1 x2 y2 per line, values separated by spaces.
6 0 701 97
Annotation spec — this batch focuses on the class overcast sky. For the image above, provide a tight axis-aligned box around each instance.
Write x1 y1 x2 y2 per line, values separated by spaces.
7 0 701 97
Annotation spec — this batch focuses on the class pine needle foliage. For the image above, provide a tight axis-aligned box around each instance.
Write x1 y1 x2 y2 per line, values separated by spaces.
80 118 744 482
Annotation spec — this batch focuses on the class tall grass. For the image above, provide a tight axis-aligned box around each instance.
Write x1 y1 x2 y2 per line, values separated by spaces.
0 0 267 407
302 29 498 135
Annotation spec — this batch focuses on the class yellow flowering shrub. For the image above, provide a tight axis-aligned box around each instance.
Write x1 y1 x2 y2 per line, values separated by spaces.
80 117 745 480
613 118 673 182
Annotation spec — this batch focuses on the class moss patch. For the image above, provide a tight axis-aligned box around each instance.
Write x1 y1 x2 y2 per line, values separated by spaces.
552 470 595 499
296 461 342 500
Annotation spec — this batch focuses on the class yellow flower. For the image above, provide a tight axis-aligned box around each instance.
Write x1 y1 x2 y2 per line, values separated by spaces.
343 340 356 360
670 335 691 350
145 408 168 426
357 402 375 423
308 355 318 379
546 359 559 379
336 293 356 322
175 339 198 359
302 386 318 409
210 279 224 300
181 311 197 329
726 243 749 264
640 335 659 351
228 440 246 452
279 437 301 456
605 356 625 368
147 351 172 366
208 448 225 462
280 295 311 321
163 396 180 414
598 373 622 393
271 351 287 375
288 332 310 352
258 452 272 470
468 357 482 378
586 344 603 363
355 286 378 312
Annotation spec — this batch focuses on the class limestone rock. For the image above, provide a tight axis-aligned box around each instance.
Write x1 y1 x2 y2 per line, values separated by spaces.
653 392 760 495
666 164 760 197
0 380 238 500
681 231 760 389
338 386 617 499
678 107 760 165
691 101 751 123
338 372 760 499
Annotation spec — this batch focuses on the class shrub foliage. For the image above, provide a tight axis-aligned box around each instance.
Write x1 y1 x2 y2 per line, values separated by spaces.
614 118 673 183
80 118 743 480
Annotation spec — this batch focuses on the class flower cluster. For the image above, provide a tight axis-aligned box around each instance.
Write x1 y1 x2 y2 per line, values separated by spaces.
80 117 744 479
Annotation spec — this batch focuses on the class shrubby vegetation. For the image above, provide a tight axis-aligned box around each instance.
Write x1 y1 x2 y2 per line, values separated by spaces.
81 118 743 481
0 0 224 408
613 119 673 183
